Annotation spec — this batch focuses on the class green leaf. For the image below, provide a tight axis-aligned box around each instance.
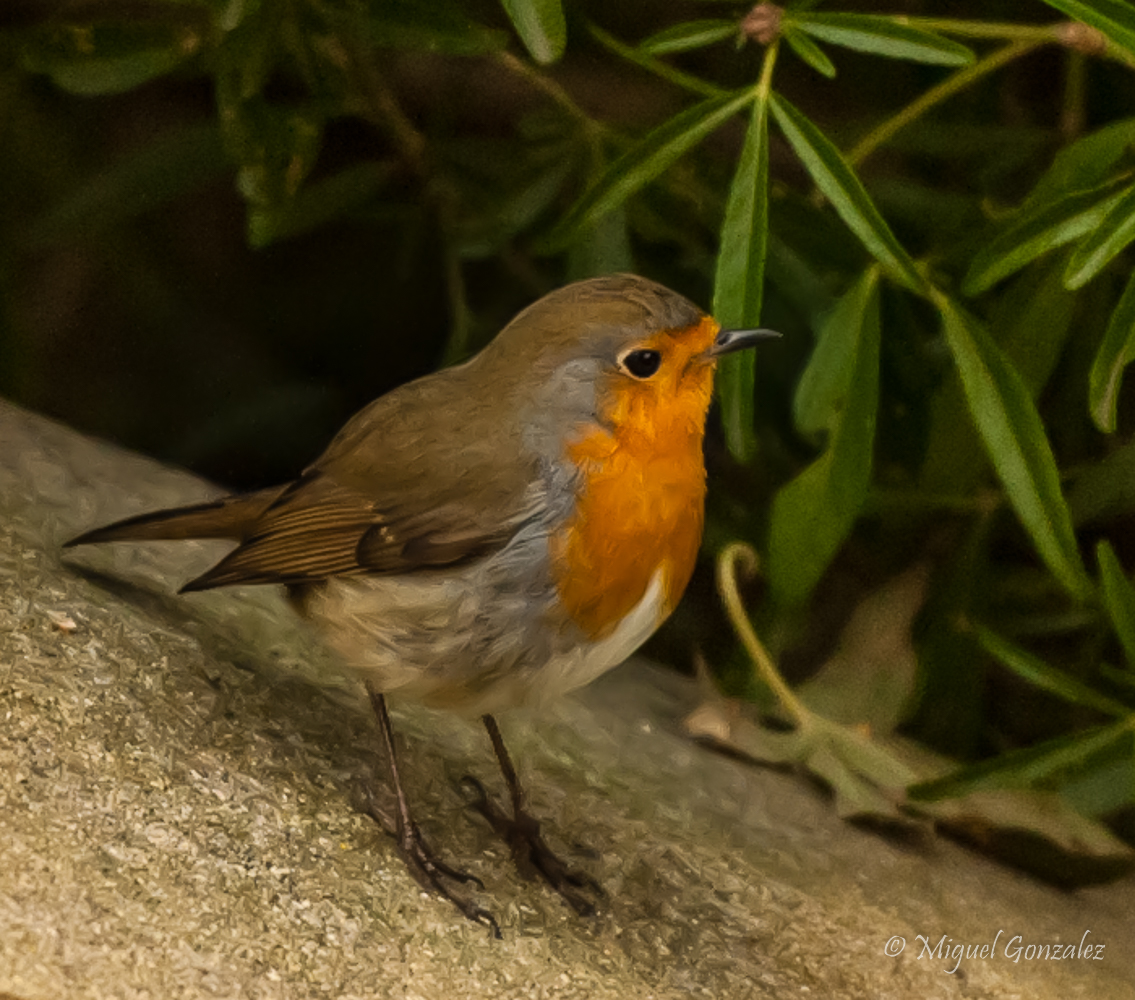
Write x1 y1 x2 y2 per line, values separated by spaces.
369 0 508 55
977 626 1130 716
1040 0 1135 57
565 204 634 280
1025 117 1135 209
768 269 881 607
45 48 191 95
28 122 229 247
964 179 1129 295
257 162 396 245
684 704 919 826
639 20 736 55
1098 540 1135 670
769 94 923 291
936 297 1091 600
20 22 199 96
499 0 566 64
1064 182 1135 289
1070 437 1135 525
783 26 837 78
588 21 726 99
764 233 836 328
1089 267 1135 432
909 719 1134 800
1060 743 1135 816
456 153 576 259
713 94 770 463
920 257 1078 496
793 288 865 439
790 12 975 66
215 84 325 245
547 89 754 248
797 565 926 735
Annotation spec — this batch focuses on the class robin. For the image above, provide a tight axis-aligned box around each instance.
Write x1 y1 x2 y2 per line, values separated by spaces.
66 273 777 935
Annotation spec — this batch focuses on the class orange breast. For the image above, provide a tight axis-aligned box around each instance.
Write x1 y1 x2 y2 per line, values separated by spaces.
551 318 718 640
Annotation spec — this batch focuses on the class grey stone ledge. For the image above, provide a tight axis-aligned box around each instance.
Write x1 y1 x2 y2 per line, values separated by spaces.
1 398 1133 1000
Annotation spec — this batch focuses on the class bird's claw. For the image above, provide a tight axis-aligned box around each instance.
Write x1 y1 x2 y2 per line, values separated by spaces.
458 775 604 917
361 781 501 938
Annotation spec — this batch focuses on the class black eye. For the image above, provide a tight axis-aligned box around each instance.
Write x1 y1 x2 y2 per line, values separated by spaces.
621 349 662 379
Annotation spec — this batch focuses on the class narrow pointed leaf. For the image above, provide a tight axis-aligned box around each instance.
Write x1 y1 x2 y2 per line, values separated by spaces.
1040 0 1135 57
639 20 736 55
783 26 837 78
20 20 197 96
768 270 881 606
937 297 1091 599
909 720 1134 800
28 122 227 247
566 204 634 280
500 0 566 64
368 0 508 55
977 626 1130 716
1089 267 1135 432
1064 182 1135 289
770 94 923 291
794 282 865 438
1026 117 1135 209
1069 436 1135 525
920 258 1078 496
1098 540 1135 670
713 94 770 462
548 89 754 247
589 22 726 99
791 12 975 66
964 179 1129 294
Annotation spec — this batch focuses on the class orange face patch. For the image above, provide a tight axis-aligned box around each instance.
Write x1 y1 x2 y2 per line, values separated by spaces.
551 316 720 639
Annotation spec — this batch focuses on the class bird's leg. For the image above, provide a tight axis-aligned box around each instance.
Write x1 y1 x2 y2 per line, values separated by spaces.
362 683 501 937
460 714 604 916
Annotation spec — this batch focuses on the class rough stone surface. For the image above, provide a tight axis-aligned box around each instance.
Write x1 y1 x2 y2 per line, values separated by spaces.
1 397 1133 1000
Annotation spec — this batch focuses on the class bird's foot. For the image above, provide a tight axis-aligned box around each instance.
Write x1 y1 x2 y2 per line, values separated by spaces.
360 783 501 938
459 775 604 916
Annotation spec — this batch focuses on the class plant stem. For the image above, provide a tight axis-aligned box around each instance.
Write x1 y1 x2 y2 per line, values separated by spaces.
337 40 427 176
892 17 1064 43
1061 50 1087 140
588 22 728 100
494 51 607 139
717 542 810 729
848 39 1043 167
757 36 779 98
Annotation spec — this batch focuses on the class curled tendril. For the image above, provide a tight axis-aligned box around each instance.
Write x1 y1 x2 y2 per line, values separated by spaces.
716 542 809 729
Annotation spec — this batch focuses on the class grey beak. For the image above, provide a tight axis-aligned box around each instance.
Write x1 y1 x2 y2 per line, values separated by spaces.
709 327 781 357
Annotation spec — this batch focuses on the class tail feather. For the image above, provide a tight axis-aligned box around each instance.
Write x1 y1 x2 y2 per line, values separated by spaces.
65 486 289 548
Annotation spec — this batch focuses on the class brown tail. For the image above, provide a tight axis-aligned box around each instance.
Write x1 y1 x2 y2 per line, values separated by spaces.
64 485 289 548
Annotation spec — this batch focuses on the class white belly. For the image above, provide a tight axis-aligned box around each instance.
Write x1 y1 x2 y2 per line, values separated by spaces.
299 562 669 716
528 568 668 707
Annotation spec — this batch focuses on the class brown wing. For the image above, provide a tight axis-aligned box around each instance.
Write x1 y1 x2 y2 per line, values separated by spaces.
70 343 547 593
178 472 534 592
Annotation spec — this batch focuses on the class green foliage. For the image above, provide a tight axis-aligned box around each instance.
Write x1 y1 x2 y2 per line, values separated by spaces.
1040 0 1135 56
713 65 774 461
7 0 1135 875
786 12 976 66
935 296 1091 600
545 88 757 247
768 269 881 607
498 0 566 64
1090 268 1135 431
638 20 738 56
